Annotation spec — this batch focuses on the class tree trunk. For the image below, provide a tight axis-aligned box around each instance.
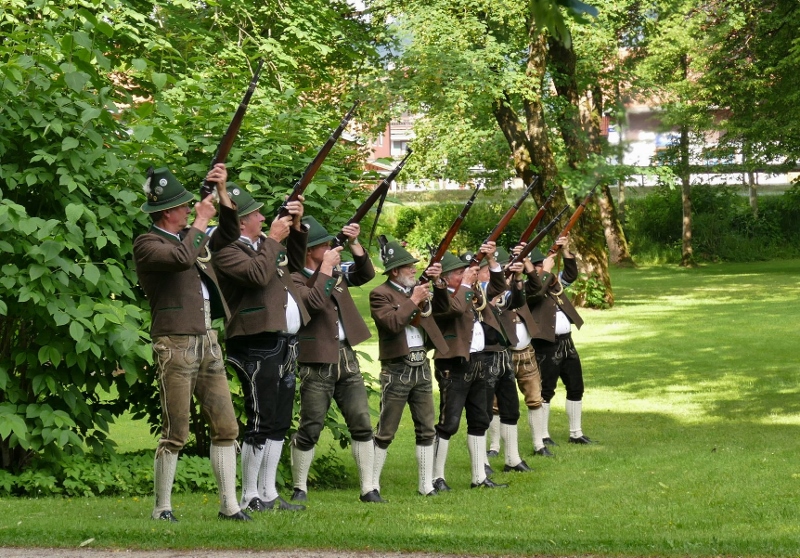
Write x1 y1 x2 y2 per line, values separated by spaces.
679 123 694 267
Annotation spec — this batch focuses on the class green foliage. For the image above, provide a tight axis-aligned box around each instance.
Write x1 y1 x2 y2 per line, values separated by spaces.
625 185 800 262
0 0 154 471
566 273 608 309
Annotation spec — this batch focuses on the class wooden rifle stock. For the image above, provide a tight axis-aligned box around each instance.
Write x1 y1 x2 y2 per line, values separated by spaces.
418 184 481 285
546 184 599 255
201 59 265 198
332 149 413 249
504 205 570 278
278 101 359 218
468 178 536 269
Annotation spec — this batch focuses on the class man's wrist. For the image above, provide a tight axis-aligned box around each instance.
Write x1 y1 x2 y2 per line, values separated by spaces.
350 238 360 246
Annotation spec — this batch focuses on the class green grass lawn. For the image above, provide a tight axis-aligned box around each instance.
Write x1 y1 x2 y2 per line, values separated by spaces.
3 259 800 556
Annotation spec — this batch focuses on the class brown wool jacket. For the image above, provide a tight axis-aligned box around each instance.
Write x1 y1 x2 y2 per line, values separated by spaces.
213 227 311 339
369 279 449 361
134 205 239 337
477 269 514 352
292 251 375 364
491 276 539 347
525 255 584 342
432 283 479 361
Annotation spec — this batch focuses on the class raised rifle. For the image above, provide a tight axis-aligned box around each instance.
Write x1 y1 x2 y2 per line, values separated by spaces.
304 150 413 287
467 178 537 269
333 149 413 249
546 184 599 256
277 101 359 218
201 59 265 198
504 205 570 278
418 183 481 286
411 183 481 324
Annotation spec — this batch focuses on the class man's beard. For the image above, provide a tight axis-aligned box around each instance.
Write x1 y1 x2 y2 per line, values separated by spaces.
395 274 416 289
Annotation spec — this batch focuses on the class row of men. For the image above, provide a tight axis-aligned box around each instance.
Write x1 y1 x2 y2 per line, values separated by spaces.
133 164 591 522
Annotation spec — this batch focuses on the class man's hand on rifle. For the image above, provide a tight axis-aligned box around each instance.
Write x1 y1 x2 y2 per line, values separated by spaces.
480 241 497 264
267 214 293 244
507 260 524 282
321 245 344 276
205 164 231 208
284 195 304 231
192 195 216 233
557 234 573 258
461 265 479 288
425 262 443 285
342 223 364 256
411 283 430 306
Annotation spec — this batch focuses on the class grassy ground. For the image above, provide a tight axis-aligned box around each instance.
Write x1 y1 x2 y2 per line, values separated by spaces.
2 260 800 556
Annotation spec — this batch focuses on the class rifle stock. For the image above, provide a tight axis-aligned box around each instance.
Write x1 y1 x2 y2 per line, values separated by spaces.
201 58 265 198
278 101 359 218
546 184 599 256
332 149 413 249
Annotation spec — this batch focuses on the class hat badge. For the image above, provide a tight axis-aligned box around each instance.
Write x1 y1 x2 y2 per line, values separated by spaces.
159 178 168 187
232 188 240 195
465 254 472 261
388 248 394 256
155 186 164 195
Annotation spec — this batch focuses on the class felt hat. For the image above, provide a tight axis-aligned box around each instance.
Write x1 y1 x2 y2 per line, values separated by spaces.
440 252 468 274
459 251 488 268
380 240 419 274
227 183 263 217
302 216 335 247
528 247 546 263
494 246 511 265
140 167 193 213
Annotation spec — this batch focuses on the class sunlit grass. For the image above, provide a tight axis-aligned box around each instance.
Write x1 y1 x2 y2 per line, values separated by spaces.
4 259 800 556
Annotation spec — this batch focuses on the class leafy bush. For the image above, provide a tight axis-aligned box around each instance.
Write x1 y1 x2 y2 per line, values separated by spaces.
624 184 800 262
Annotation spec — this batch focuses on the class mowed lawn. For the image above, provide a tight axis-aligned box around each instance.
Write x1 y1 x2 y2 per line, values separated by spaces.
2 259 800 556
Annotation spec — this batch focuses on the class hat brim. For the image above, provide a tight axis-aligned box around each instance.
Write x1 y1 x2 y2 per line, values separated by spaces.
307 234 336 248
383 256 420 274
238 200 264 217
141 189 195 213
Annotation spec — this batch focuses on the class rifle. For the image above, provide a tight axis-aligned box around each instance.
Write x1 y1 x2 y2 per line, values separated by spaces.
201 59 265 198
515 179 554 246
467 178 537 269
418 183 482 285
546 184 599 256
304 150 413 288
334 149 413 249
504 205 570 278
277 101 359 218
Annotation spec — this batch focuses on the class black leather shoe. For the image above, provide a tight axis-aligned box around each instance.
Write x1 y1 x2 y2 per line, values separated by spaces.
535 447 554 457
291 488 308 502
153 510 178 522
484 463 494 476
264 496 306 511
470 477 509 489
503 460 532 473
423 489 438 497
243 497 266 512
433 478 451 492
486 449 499 458
359 489 386 503
568 435 594 444
543 437 558 446
218 510 252 521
